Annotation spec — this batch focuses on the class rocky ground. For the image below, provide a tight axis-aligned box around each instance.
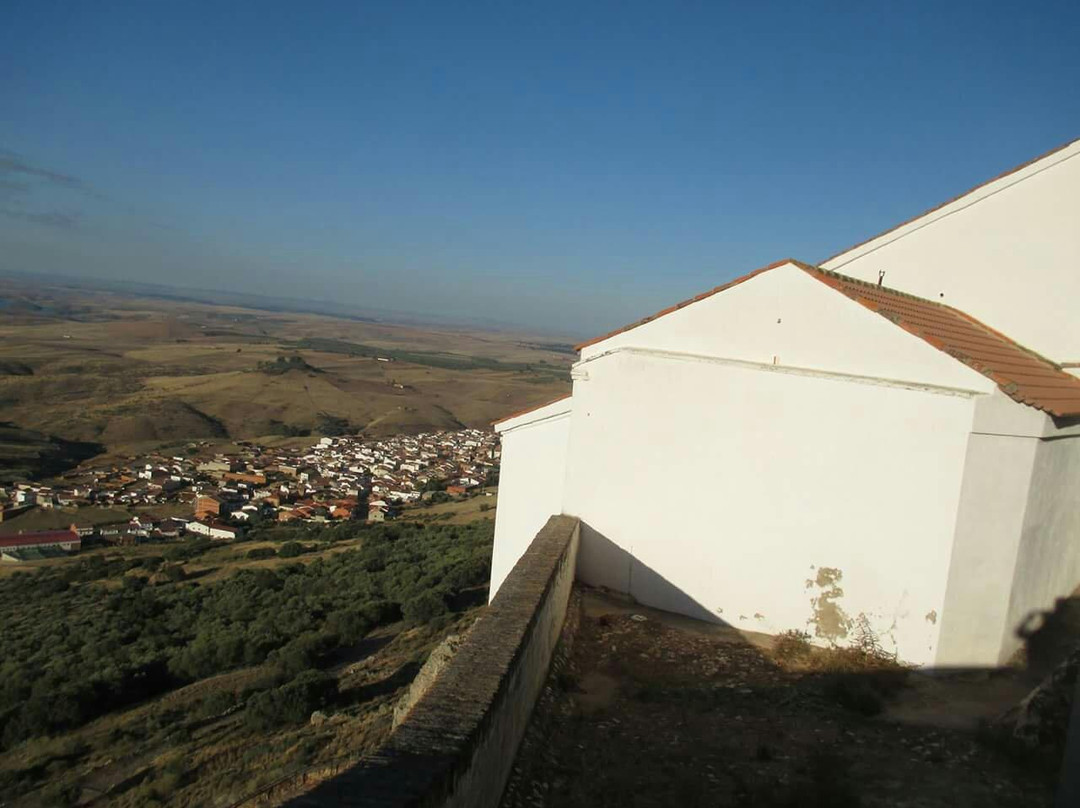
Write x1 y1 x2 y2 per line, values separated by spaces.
501 588 1064 808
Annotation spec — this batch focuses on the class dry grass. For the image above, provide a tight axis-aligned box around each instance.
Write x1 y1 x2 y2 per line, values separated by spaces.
0 280 573 455
404 490 498 525
769 617 910 717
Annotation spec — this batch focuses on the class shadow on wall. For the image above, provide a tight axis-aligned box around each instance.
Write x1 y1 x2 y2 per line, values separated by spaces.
568 521 1080 802
504 580 1078 808
1018 589 1080 682
574 522 727 626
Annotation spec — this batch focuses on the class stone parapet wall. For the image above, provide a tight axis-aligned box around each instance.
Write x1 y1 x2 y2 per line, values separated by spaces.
287 514 580 808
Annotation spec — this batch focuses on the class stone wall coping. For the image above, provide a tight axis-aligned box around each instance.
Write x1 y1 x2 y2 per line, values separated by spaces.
287 514 580 807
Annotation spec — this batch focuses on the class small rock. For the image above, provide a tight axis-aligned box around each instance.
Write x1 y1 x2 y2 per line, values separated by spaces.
630 614 648 622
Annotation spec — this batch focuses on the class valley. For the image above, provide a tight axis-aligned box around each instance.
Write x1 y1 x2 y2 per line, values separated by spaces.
0 276 573 473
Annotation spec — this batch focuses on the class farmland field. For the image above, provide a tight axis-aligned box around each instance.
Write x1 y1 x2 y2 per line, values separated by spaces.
0 276 574 472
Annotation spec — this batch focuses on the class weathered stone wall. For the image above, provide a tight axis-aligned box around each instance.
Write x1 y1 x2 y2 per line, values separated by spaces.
287 514 580 808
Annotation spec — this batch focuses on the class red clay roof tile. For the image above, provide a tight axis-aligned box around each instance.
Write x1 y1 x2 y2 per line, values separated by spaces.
0 529 79 549
802 266 1080 418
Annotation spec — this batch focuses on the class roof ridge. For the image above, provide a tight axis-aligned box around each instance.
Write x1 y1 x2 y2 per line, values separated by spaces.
802 263 1066 373
573 258 798 352
799 263 1080 417
493 393 572 427
806 264 956 308
821 135 1080 266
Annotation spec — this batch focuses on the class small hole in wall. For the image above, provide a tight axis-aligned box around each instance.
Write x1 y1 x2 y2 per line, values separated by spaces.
939 292 945 298
776 318 782 324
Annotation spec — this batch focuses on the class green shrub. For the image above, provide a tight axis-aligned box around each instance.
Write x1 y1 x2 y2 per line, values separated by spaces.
403 590 448 625
278 541 304 558
0 519 493 748
160 564 186 582
244 670 336 730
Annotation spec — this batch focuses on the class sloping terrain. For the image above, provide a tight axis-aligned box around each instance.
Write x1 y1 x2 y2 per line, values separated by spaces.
0 279 573 458
0 520 494 807
0 422 104 483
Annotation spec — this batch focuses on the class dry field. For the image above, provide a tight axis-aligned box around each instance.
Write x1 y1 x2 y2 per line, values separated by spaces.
0 278 573 462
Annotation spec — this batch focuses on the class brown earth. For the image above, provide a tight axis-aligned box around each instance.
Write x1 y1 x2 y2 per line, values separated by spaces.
501 588 1060 808
0 278 573 459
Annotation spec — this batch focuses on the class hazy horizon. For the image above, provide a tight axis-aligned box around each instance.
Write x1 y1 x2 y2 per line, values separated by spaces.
3 1 1079 335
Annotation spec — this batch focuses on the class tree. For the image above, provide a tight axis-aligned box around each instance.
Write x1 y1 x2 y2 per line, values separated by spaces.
402 590 448 625
278 541 303 558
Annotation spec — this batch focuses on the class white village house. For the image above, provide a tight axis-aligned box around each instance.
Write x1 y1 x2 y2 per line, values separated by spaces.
491 137 1080 667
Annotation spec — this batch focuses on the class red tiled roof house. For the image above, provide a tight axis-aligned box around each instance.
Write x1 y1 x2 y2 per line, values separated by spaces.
0 527 82 561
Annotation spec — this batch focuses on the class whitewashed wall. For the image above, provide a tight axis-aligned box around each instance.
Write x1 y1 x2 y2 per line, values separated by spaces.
563 349 978 665
490 261 1072 666
821 140 1080 363
490 399 571 599
580 264 996 396
1002 427 1080 659
935 392 1046 666
566 264 1002 665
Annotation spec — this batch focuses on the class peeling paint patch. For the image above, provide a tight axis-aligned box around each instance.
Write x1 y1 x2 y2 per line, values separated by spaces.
925 610 938 625
738 615 747 621
753 613 765 620
806 566 852 643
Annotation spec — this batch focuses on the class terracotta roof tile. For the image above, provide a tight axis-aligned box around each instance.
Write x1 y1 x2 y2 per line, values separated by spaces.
0 529 79 549
803 266 1080 418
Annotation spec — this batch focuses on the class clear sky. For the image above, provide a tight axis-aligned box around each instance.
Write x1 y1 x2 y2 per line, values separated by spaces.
2 1 1078 336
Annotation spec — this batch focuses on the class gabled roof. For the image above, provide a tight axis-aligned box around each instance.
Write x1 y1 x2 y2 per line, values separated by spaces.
575 259 1080 418
803 266 1080 418
575 259 794 352
492 394 572 429
822 135 1080 267
0 529 79 549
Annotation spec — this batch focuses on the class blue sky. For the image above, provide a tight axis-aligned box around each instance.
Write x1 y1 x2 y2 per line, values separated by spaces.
2 1 1078 336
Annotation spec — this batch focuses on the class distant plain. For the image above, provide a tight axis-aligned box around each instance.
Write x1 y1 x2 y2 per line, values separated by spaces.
0 276 574 466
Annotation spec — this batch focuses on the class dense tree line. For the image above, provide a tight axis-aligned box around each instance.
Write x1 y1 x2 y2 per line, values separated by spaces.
0 520 492 749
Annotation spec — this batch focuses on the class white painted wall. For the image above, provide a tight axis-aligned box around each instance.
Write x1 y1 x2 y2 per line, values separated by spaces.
563 349 977 665
580 263 996 397
1001 427 1080 659
490 258 1076 666
490 399 572 599
936 392 1046 666
821 141 1080 362
564 264 1014 665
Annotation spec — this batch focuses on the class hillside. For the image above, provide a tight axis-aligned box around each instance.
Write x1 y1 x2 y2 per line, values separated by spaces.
0 519 493 807
0 422 104 484
0 278 573 459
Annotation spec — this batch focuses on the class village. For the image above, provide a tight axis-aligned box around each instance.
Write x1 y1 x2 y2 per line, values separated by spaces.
0 428 500 562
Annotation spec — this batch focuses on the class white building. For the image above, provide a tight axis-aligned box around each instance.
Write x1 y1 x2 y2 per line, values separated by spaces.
186 520 240 540
491 137 1080 667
